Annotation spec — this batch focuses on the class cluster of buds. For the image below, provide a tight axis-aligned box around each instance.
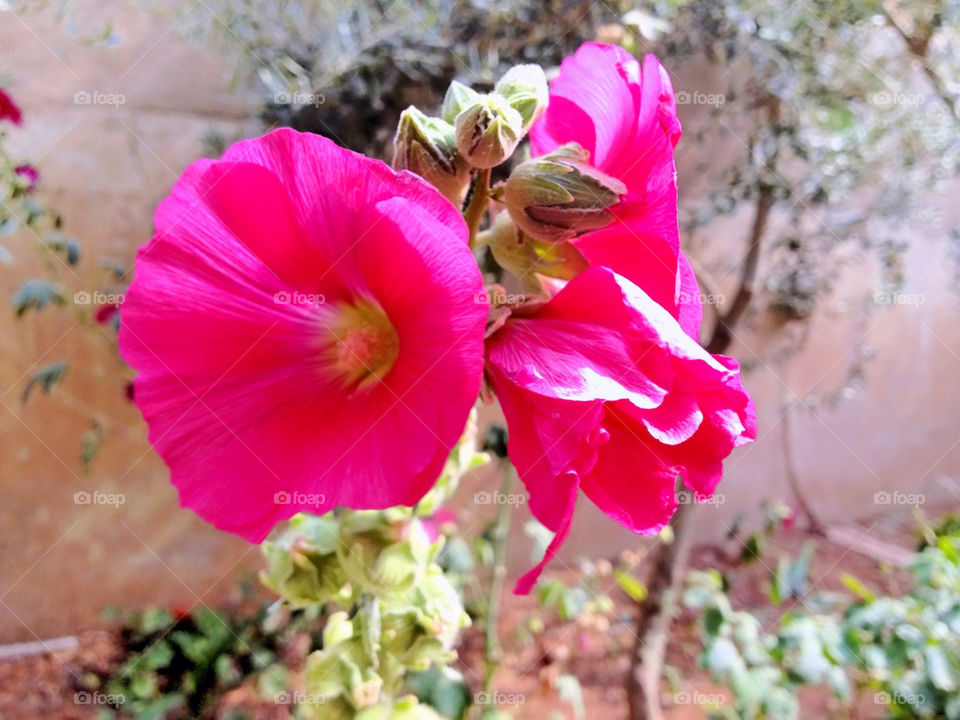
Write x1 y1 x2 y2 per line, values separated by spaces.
392 64 547 198
394 65 627 299
261 416 486 719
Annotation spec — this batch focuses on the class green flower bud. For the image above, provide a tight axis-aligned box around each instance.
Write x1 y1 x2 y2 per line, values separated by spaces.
306 612 384 710
494 64 548 129
259 514 349 607
356 695 444 720
503 142 627 241
393 107 470 206
486 211 589 294
441 81 481 124
454 94 524 169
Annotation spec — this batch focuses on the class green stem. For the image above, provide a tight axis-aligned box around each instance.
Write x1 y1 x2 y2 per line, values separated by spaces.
463 167 491 250
482 461 513 704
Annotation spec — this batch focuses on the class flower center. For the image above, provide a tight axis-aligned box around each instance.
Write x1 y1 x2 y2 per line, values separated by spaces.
325 300 399 389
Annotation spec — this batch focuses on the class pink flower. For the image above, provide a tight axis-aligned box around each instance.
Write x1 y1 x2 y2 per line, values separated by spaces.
485 267 756 593
530 43 701 339
14 165 39 191
0 88 23 126
119 128 488 541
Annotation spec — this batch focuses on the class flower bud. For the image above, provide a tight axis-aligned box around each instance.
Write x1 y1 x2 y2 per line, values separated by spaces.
494 64 548 129
393 107 470 206
441 80 481 124
503 143 627 241
486 211 588 295
454 94 524 169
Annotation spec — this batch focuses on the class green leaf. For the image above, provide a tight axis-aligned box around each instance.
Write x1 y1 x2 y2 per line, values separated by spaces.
140 640 174 671
13 279 64 315
22 361 68 402
840 573 876 603
80 423 104 471
704 607 725 637
614 569 648 603
741 533 765 563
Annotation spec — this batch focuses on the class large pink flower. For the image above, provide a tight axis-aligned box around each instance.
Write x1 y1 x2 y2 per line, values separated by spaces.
0 88 22 126
485 267 756 593
119 128 488 541
530 43 701 339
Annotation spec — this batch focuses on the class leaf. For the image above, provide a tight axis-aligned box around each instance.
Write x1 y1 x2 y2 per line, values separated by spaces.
13 280 64 315
741 533 764 563
704 606 725 637
925 646 956 691
408 666 471 720
22 361 68 402
44 233 81 265
80 423 104 471
840 573 876 603
787 541 816 597
613 569 648 603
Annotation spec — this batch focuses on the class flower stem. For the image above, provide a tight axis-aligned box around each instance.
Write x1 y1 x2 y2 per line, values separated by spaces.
482 460 513 704
464 167 491 250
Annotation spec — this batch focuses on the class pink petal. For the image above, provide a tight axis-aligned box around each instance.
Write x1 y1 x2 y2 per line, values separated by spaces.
120 129 487 541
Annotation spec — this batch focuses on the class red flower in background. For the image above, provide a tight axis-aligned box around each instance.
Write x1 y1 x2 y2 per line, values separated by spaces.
0 88 23 126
